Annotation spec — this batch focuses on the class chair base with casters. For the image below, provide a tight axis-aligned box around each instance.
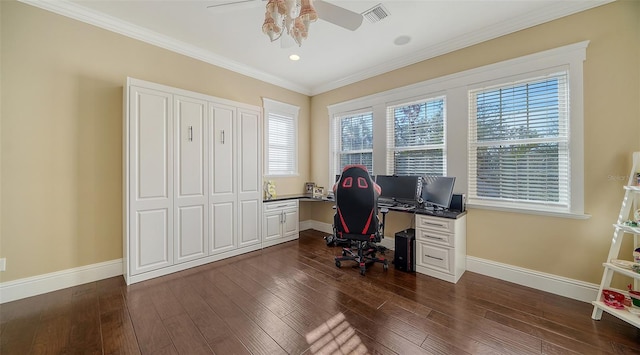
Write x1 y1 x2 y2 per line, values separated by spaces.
334 233 388 275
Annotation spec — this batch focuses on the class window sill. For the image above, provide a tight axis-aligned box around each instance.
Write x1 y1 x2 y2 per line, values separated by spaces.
264 173 300 178
466 203 591 220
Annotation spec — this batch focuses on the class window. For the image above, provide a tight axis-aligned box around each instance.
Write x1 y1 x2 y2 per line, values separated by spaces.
331 111 373 178
386 96 446 175
263 98 299 176
327 41 587 217
468 72 569 211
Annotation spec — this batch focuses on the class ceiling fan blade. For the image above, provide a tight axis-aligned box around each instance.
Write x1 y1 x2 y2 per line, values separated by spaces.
314 0 363 31
206 0 263 11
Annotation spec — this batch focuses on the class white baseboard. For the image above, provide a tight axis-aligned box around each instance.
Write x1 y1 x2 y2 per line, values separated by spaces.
0 259 123 304
466 256 599 303
1 227 600 305
302 221 599 302
301 219 332 234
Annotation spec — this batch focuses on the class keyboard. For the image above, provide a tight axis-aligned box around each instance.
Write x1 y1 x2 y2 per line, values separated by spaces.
393 205 415 211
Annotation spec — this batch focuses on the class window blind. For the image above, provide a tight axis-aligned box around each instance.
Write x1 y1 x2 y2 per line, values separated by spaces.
468 72 569 208
331 111 373 178
263 98 298 176
386 96 446 175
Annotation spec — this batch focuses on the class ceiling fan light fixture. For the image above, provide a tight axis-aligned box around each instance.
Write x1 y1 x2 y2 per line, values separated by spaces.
262 11 282 41
262 0 317 47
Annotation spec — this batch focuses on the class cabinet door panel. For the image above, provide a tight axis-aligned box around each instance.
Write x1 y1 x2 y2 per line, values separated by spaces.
210 104 235 196
175 96 206 197
417 242 452 274
210 202 235 254
238 109 260 194
283 208 299 238
174 95 208 263
264 212 282 242
135 209 172 274
239 199 260 247
130 86 172 201
175 205 206 263
128 86 174 276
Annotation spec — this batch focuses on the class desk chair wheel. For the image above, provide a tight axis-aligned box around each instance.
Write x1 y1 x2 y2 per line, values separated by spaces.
383 261 388 271
335 260 341 268
360 267 366 276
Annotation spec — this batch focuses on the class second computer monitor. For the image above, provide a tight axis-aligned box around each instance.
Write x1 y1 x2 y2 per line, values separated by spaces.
422 176 456 209
375 175 421 205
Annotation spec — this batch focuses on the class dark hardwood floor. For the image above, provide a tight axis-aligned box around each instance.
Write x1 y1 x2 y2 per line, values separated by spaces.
2 229 639 354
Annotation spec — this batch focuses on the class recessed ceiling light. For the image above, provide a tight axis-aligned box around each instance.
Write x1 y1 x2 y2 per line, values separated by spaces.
394 35 411 46
289 54 300 61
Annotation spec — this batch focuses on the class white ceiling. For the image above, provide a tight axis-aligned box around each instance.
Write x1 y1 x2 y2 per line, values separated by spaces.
23 0 611 95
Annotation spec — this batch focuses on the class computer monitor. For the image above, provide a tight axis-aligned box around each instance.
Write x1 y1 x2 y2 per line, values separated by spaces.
375 175 421 205
422 176 456 209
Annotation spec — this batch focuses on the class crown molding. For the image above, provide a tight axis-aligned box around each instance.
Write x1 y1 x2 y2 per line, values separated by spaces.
309 0 613 95
19 0 612 97
18 0 312 95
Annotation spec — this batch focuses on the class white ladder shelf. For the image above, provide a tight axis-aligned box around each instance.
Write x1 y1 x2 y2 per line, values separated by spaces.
591 152 640 327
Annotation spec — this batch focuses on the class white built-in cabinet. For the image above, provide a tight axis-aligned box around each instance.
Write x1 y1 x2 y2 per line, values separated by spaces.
414 214 467 283
123 78 262 284
263 200 299 248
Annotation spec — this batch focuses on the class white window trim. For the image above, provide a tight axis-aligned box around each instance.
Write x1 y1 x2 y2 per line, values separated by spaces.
329 108 374 185
263 98 299 177
327 41 590 218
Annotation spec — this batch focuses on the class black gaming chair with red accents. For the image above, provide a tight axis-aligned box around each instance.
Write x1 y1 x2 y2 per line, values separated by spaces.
333 165 388 275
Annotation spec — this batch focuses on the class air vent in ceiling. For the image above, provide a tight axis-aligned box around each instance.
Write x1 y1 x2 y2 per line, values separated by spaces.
362 4 389 23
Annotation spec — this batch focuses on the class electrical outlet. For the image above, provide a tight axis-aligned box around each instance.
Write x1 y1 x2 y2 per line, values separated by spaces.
0 258 6 272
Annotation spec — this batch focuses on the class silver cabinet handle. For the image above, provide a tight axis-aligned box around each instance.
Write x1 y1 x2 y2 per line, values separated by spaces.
424 235 445 241
188 126 193 142
422 221 445 227
221 130 225 144
426 255 444 261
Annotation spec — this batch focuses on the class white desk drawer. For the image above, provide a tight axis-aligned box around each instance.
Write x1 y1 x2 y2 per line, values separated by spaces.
416 242 453 275
263 200 298 211
416 214 454 233
416 228 453 247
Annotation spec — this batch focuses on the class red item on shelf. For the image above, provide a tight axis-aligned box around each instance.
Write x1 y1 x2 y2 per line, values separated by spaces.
602 289 625 309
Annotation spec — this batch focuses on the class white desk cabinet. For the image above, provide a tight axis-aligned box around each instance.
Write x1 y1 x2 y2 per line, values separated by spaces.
263 200 299 248
414 213 467 283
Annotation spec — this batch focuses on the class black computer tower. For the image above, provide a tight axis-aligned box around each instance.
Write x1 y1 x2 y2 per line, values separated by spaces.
394 228 415 272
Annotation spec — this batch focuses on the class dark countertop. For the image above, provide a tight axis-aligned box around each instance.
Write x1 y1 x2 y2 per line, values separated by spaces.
264 194 466 219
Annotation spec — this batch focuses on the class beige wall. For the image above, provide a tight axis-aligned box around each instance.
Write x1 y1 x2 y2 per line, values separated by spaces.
1 0 638 287
0 1 310 282
310 0 640 285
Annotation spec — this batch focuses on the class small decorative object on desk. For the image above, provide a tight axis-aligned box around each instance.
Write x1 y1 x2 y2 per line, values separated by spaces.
634 247 640 263
305 182 316 194
264 180 277 200
636 172 640 186
313 186 325 198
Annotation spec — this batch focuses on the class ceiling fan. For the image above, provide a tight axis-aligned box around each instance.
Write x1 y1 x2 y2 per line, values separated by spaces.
207 0 364 32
